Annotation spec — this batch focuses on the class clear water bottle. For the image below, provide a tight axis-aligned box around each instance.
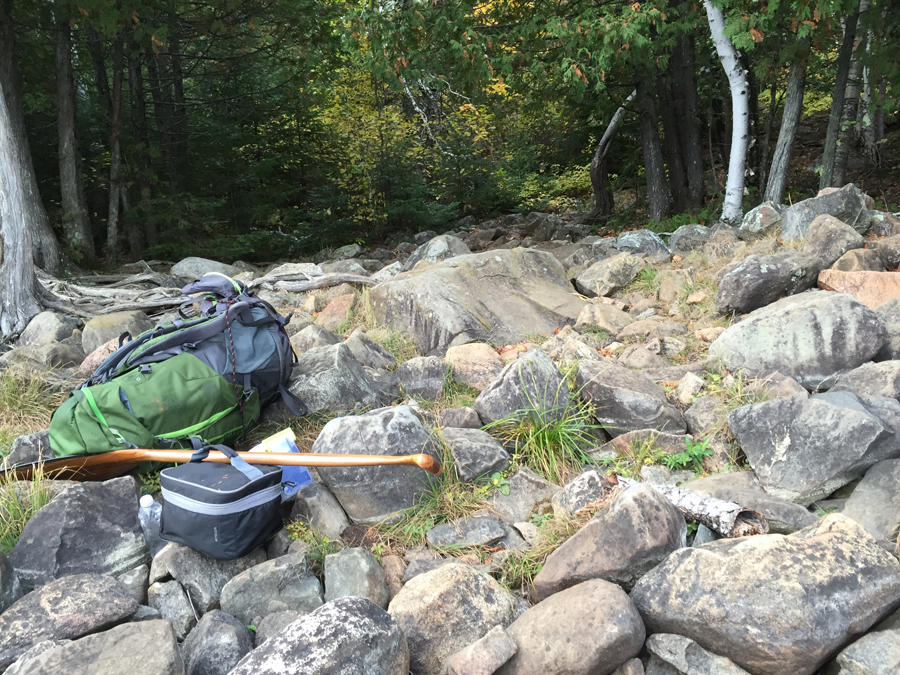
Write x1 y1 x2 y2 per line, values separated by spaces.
138 494 165 558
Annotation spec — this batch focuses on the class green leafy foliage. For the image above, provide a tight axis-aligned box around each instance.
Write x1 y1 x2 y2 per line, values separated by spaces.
664 437 715 472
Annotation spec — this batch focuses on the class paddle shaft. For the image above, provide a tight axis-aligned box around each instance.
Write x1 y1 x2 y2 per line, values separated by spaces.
4 448 442 482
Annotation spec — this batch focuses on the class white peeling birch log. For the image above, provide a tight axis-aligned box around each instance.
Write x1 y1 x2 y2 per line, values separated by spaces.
618 476 769 538
275 274 376 293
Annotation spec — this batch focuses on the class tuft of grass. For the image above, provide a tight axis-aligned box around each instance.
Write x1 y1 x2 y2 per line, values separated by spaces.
0 369 66 455
415 366 480 414
485 399 604 486
493 512 581 595
596 434 667 479
374 438 493 549
627 267 661 296
0 464 52 554
286 520 344 578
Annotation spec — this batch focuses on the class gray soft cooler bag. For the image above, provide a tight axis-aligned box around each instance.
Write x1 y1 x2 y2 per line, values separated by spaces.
160 444 283 559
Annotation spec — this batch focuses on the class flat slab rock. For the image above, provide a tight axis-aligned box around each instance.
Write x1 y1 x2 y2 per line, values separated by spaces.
5 620 182 675
818 269 900 308
371 248 586 356
630 514 900 675
0 574 138 670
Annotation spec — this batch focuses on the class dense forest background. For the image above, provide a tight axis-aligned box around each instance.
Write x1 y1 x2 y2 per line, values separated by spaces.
2 0 899 271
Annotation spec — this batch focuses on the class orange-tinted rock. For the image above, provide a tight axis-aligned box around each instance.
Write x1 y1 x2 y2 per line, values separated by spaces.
77 338 119 377
315 293 357 332
817 269 900 308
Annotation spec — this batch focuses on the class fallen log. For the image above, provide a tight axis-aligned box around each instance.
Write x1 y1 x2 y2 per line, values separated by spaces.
96 297 193 315
274 273 376 293
616 476 769 538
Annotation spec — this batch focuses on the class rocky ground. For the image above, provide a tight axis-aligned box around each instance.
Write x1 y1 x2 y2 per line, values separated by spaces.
3 183 900 674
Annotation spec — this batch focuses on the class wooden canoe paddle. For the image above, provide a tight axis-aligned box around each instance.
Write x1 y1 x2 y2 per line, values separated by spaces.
2 448 442 482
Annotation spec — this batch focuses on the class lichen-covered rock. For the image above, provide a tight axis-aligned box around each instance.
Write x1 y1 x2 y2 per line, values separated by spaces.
442 427 510 482
574 253 645 298
398 355 446 399
388 564 516 675
738 201 782 240
231 597 408 675
487 467 561 524
715 252 822 315
171 257 237 279
147 580 196 641
311 406 440 524
667 224 711 253
0 574 138 670
325 547 390 609
630 515 900 675
289 481 351 540
804 214 866 267
19 311 80 347
372 249 585 356
81 311 153 355
616 230 670 255
644 634 752 675
401 234 471 272
497 580 645 675
345 329 396 369
9 477 149 592
710 292 886 389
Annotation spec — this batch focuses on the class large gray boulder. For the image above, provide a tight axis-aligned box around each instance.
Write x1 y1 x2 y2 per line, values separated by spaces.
19 311 80 347
371 249 586 356
473 349 567 425
630 515 900 675
684 472 817 534
286 342 393 414
0 574 138 670
325 547 390 609
171 256 237 279
231 597 409 675
616 230 670 255
4 620 182 675
345 329 396 369
497 580 645 675
534 484 685 599
147 580 195 640
576 360 685 437
831 613 900 674
841 459 900 547
401 234 471 271
219 553 323 624
388 564 516 675
147 543 266 616
81 311 153 355
710 292 887 389
180 610 253 675
9 477 149 592
667 224 710 253
715 252 822 315
804 214 866 267
311 406 440 524
574 252 645 298
398 355 446 399
781 184 872 240
738 201 782 240
729 391 900 505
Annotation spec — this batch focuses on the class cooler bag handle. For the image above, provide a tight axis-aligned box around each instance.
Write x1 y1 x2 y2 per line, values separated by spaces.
188 438 264 481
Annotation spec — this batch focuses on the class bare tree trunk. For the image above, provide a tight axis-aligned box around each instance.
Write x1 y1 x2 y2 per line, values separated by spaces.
671 36 705 209
858 30 876 162
875 75 886 145
764 42 809 205
146 50 179 193
637 77 670 222
128 45 154 253
820 3 862 189
833 0 872 187
743 54 761 189
168 33 189 174
588 89 636 222
0 0 44 335
704 0 749 223
85 26 111 133
659 75 690 213
56 2 94 262
758 76 779 195
106 34 124 265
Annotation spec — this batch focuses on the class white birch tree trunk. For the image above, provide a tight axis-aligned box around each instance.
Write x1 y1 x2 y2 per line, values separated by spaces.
704 0 749 224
